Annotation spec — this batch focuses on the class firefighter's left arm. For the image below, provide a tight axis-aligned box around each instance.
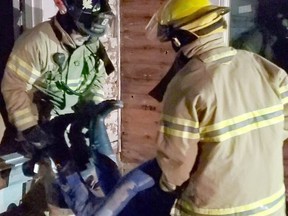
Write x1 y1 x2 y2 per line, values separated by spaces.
156 92 202 192
157 134 199 192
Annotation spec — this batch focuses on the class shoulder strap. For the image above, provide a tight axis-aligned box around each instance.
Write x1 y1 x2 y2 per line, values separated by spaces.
97 42 115 75
149 52 190 102
50 18 62 42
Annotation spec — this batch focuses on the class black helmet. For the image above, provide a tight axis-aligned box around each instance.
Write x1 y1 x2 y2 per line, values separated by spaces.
62 0 114 37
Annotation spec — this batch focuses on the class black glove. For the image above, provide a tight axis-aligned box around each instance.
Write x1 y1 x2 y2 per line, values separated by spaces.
21 125 53 176
73 101 97 117
72 101 98 130
22 125 53 150
74 100 123 117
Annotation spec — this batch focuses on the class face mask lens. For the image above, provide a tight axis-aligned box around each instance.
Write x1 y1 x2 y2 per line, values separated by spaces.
157 25 171 42
76 12 114 37
93 12 114 25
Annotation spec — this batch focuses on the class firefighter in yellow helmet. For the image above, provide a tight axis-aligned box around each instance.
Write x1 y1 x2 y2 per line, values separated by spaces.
147 0 288 215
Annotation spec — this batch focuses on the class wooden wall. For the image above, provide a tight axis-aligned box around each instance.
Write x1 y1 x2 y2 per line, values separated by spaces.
120 0 175 164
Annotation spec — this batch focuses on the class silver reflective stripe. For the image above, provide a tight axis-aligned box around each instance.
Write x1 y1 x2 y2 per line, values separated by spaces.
202 110 283 139
8 54 40 83
162 120 199 134
160 114 200 140
173 186 285 216
199 104 284 142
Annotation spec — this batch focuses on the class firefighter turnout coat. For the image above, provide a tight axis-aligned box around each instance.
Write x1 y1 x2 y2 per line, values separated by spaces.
156 33 288 215
1 16 112 132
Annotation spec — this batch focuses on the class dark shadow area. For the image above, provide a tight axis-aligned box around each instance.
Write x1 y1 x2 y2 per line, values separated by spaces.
0 0 14 129
231 0 288 72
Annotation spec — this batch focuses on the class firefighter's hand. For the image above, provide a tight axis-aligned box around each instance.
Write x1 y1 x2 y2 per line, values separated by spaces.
73 101 96 118
22 125 53 150
73 100 124 118
72 101 97 128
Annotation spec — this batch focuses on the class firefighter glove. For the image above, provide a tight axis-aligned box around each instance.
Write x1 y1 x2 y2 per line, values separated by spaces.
22 125 53 150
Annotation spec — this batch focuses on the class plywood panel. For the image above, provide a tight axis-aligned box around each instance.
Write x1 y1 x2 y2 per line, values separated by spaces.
120 0 174 164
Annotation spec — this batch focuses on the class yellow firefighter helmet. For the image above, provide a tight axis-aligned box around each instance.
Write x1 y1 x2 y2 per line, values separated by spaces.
146 0 229 41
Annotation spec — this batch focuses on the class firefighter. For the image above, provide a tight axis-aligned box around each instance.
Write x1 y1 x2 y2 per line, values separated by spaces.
145 0 288 215
1 0 117 215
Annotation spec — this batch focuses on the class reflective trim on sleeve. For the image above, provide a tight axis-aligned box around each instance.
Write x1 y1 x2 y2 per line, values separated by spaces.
160 114 200 139
279 85 288 104
12 108 37 131
12 107 33 119
173 185 285 216
91 89 105 103
200 104 284 142
7 54 41 84
66 79 82 90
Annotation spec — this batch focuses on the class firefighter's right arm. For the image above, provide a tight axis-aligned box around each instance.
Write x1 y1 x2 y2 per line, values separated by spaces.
1 41 41 132
1 39 48 152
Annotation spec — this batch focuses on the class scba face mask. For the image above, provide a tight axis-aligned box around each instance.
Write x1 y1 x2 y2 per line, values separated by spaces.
63 0 115 37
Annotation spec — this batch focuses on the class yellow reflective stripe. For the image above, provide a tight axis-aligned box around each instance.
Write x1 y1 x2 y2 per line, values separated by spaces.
160 114 200 139
66 79 82 90
12 108 37 130
162 114 199 128
7 54 40 83
253 197 285 216
160 126 200 140
202 50 237 63
12 108 31 119
201 115 284 142
200 104 283 134
279 85 288 104
7 61 30 82
14 116 36 131
178 185 285 215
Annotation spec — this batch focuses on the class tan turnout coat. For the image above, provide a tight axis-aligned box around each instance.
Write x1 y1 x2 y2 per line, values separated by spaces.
156 33 288 215
1 17 109 131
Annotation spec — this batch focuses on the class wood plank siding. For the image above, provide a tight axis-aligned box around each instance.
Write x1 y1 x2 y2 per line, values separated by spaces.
120 0 175 164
